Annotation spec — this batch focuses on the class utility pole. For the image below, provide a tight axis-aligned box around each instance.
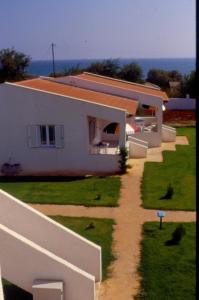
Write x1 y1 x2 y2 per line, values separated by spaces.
51 43 56 77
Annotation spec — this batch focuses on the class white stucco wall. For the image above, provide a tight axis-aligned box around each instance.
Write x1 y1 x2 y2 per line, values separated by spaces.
0 189 101 282
0 83 126 175
132 132 161 147
128 141 148 158
166 98 196 110
162 126 176 142
0 224 95 300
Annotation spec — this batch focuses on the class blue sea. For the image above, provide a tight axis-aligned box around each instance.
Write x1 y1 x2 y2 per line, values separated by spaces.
27 58 195 79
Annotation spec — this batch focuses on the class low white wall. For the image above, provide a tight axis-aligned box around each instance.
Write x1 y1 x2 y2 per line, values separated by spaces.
166 98 196 110
162 126 176 142
128 141 148 158
128 136 149 147
0 190 101 282
32 280 63 300
133 132 161 147
0 224 95 300
0 267 4 300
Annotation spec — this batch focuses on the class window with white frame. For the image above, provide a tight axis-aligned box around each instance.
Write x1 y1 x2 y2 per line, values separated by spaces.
27 125 64 148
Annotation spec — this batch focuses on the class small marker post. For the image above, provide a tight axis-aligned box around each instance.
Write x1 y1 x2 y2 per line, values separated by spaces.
157 211 166 229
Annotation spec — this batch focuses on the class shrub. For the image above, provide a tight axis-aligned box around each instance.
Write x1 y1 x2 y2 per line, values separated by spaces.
165 224 186 245
119 147 128 174
159 183 174 200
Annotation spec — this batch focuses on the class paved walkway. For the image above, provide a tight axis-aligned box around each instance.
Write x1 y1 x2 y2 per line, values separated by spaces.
30 136 196 300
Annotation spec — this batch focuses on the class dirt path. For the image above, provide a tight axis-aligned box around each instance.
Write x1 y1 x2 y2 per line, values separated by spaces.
30 136 195 300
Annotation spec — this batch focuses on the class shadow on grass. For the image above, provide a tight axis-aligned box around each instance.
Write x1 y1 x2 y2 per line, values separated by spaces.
0 175 108 183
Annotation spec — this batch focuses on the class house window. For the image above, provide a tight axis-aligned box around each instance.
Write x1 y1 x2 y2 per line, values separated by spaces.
27 125 64 148
40 125 55 146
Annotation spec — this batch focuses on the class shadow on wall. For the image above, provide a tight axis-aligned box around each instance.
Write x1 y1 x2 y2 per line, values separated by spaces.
3 281 33 300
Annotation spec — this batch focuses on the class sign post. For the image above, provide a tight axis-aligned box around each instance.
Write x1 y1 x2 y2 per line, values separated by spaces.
157 211 166 229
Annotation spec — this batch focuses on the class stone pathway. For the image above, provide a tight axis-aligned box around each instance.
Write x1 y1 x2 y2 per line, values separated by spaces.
30 136 196 300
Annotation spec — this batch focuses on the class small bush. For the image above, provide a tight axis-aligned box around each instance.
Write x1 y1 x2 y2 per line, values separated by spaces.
119 147 128 174
159 183 174 200
85 222 95 230
165 224 186 245
94 194 101 200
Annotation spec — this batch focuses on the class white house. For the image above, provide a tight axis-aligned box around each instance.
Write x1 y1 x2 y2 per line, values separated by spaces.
0 74 176 176
0 77 139 176
48 72 175 147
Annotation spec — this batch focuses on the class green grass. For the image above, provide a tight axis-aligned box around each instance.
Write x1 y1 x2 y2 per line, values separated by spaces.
3 217 114 299
0 176 120 206
141 127 195 210
136 222 196 300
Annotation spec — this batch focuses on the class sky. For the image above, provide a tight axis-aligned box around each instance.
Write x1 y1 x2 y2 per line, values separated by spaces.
0 0 196 60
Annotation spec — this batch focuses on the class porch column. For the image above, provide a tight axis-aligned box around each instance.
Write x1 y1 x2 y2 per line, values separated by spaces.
119 114 126 147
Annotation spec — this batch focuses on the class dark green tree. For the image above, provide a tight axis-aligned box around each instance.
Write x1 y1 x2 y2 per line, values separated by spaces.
146 69 170 89
118 62 144 83
49 64 84 77
0 48 31 83
182 70 196 98
86 59 119 78
168 70 183 82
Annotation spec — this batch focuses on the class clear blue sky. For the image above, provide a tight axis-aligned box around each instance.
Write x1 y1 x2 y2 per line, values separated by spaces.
0 0 195 60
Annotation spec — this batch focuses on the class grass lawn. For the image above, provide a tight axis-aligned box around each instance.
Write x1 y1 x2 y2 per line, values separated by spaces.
3 217 114 299
136 222 196 300
0 176 120 206
141 127 195 210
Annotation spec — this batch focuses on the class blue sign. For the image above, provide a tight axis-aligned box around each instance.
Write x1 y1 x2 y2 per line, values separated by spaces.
157 211 166 218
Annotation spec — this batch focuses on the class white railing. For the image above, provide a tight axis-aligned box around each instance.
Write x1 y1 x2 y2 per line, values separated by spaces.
89 145 120 155
0 190 101 282
128 136 149 147
0 224 95 300
162 124 176 132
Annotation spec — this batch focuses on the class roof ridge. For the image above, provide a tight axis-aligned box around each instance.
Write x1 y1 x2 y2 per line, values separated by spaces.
83 72 161 91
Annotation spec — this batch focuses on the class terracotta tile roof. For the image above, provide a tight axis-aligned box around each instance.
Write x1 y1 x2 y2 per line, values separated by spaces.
14 78 138 115
76 72 168 100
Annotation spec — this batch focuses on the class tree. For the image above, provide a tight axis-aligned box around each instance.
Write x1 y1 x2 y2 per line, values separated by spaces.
0 48 31 83
49 64 84 77
146 69 170 89
146 68 186 97
118 62 144 83
86 59 119 78
168 70 183 82
182 70 196 98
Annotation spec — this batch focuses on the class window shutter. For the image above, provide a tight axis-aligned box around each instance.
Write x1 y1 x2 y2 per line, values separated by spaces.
27 125 40 148
55 125 64 148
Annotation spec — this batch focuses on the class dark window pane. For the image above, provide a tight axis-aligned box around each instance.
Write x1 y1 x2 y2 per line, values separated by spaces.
49 125 55 145
40 125 47 144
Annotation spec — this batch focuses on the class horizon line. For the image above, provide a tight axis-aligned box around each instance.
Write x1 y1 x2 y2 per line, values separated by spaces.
30 57 196 62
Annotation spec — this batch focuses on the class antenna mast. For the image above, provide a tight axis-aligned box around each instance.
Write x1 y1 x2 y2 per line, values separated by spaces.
51 43 56 77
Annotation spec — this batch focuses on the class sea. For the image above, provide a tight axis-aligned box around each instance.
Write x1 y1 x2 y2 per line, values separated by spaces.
27 58 195 79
